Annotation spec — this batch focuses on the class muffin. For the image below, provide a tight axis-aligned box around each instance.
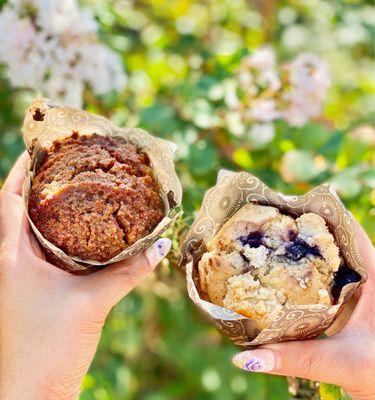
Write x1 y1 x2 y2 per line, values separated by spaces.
28 133 164 262
198 203 341 329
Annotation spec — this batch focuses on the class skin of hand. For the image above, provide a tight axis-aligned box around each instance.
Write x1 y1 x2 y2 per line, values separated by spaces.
0 152 172 400
232 211 375 399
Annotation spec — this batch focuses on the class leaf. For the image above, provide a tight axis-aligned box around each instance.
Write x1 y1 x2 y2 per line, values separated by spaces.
361 167 375 188
187 141 217 175
330 166 365 199
294 123 331 151
232 148 253 169
280 150 323 183
139 104 179 136
320 383 342 400
188 98 220 129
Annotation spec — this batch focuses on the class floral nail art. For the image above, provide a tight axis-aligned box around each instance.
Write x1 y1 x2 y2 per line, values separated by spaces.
232 349 275 372
243 356 265 372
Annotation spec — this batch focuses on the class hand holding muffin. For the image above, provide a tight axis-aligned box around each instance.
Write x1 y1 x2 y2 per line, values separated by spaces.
0 152 172 399
22 99 182 271
232 218 375 400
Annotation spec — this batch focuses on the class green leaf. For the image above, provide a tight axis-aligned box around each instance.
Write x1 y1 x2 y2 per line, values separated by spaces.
139 104 179 136
294 123 331 151
361 167 375 188
280 150 323 183
320 383 342 400
330 166 365 199
188 141 217 175
188 98 220 129
232 148 253 169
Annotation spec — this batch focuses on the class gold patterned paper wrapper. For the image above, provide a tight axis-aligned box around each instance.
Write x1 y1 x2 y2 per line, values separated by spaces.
22 98 182 272
181 170 366 347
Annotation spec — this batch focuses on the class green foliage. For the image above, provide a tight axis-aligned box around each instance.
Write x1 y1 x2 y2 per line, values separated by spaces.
0 0 373 399
320 383 342 400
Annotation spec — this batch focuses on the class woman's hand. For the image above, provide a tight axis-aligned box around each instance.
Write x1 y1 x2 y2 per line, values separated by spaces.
0 152 172 400
232 210 375 399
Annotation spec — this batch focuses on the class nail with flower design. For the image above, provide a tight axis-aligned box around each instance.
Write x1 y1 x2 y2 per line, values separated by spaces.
232 349 275 372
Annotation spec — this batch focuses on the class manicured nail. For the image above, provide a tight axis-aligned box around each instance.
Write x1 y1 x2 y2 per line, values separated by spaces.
146 238 172 265
232 349 275 372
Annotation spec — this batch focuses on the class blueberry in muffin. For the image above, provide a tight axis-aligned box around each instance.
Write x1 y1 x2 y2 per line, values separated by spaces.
198 203 341 329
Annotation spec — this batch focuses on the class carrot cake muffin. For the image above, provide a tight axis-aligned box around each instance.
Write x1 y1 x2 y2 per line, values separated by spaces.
28 133 164 262
198 203 341 329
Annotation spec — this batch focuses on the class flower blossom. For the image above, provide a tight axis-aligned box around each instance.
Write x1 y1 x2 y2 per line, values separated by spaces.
282 53 330 126
0 0 126 107
224 47 330 142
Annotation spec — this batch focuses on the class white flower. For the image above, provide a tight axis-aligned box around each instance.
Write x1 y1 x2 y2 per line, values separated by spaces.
261 68 281 92
224 80 240 109
0 8 35 55
228 48 330 128
0 0 126 107
225 111 245 136
245 46 276 70
238 69 253 88
282 53 330 126
238 46 281 97
288 53 330 95
248 123 275 145
250 99 280 122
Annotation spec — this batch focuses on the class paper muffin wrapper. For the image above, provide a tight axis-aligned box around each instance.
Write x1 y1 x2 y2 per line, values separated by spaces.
22 98 183 272
181 170 366 347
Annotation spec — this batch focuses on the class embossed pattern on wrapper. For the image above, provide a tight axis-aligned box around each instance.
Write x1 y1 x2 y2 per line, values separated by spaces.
22 99 182 272
181 170 366 347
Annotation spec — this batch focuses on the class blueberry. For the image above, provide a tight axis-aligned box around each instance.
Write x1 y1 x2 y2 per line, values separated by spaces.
239 231 263 248
331 264 361 303
285 238 322 261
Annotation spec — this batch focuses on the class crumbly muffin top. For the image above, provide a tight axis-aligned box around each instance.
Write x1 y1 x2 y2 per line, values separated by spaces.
28 133 164 262
198 203 341 329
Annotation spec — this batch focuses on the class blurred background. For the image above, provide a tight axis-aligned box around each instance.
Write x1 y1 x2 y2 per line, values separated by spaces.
0 0 374 399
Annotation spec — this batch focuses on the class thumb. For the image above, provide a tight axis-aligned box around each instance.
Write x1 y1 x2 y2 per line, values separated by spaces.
82 238 172 309
232 336 351 386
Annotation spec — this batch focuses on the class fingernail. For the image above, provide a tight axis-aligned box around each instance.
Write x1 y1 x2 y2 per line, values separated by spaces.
146 238 172 265
232 349 275 373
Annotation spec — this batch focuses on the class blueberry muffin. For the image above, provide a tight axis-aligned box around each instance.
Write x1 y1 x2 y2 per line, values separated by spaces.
198 203 341 329
28 133 164 262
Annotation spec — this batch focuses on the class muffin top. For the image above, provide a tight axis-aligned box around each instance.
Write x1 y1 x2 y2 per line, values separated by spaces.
198 203 341 329
28 133 164 262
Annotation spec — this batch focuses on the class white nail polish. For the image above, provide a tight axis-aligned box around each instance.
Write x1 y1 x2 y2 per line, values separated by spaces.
146 238 172 264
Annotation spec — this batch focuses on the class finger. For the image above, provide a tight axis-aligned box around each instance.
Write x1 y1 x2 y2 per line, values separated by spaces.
326 295 358 336
232 336 354 386
0 190 26 249
340 216 375 330
81 238 171 309
351 216 375 282
1 151 29 196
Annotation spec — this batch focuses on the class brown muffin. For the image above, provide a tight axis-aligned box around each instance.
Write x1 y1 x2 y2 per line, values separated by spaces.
198 203 341 329
28 133 164 262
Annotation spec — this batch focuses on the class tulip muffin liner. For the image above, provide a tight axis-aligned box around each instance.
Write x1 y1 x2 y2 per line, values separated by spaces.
22 98 182 272
181 170 366 347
